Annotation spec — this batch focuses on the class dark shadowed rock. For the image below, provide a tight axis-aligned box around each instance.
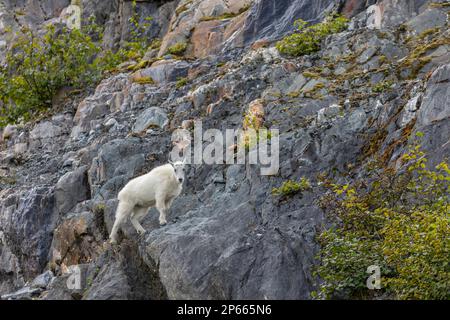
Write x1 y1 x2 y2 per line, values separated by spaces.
0 187 57 280
243 0 335 45
55 166 90 215
83 241 167 300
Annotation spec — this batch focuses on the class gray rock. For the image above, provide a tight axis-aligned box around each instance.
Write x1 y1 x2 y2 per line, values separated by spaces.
242 0 335 45
357 46 378 64
83 241 166 300
406 7 448 35
30 270 54 289
1 286 42 300
316 104 341 124
139 60 190 84
417 63 450 128
41 275 75 300
0 187 57 279
55 166 90 215
2 124 17 140
132 107 169 133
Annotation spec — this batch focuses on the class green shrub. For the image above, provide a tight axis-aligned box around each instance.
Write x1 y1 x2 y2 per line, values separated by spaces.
0 23 110 126
314 137 450 300
272 177 311 197
167 42 188 56
276 14 348 57
0 3 154 127
372 80 393 93
120 0 154 60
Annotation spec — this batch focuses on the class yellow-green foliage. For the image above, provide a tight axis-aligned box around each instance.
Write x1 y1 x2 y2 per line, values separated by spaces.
175 0 193 16
167 42 188 56
314 136 450 300
272 177 311 197
200 12 238 21
0 7 154 127
93 202 106 215
200 4 251 21
122 0 154 60
0 22 111 126
133 76 155 85
276 14 348 57
372 80 393 93
176 77 188 88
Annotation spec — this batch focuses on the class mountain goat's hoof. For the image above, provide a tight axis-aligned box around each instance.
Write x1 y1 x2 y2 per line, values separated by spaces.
109 238 118 245
159 221 167 227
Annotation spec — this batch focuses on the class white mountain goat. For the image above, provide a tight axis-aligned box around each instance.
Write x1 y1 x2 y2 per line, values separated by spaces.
109 160 186 244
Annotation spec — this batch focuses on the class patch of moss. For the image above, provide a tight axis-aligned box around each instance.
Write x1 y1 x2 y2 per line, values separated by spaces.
200 4 251 22
175 0 193 16
133 76 155 85
167 42 188 56
372 80 393 93
276 14 349 56
176 77 188 88
93 202 106 215
272 178 311 197
0 175 16 185
429 2 450 8
303 71 322 78
149 38 162 51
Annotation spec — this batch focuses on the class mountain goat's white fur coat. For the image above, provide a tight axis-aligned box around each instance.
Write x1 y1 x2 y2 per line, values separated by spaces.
109 161 185 244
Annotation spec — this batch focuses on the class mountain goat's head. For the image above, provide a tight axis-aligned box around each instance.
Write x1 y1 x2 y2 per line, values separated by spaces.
170 159 186 184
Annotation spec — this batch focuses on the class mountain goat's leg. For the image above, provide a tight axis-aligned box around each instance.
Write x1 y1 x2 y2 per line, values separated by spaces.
130 207 148 235
165 197 174 210
155 195 167 226
109 201 133 244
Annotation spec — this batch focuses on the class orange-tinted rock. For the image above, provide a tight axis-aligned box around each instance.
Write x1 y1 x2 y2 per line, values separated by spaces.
190 20 226 58
283 62 298 73
188 65 209 80
50 212 103 270
243 99 265 130
251 39 270 50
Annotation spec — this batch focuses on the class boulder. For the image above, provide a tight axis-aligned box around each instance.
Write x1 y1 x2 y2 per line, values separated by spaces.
55 166 90 215
132 107 169 133
134 60 190 85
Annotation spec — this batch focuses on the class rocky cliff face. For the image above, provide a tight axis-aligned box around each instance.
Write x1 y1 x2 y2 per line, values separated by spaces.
0 0 449 299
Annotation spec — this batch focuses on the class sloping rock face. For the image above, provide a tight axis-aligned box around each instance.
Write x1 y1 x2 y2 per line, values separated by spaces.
0 0 449 299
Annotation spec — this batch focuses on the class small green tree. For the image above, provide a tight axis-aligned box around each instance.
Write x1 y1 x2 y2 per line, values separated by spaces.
0 3 154 127
314 136 450 300
276 14 348 57
0 23 107 126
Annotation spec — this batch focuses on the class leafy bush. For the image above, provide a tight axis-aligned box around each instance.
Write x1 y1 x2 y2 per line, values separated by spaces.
167 42 188 56
372 80 393 93
272 177 311 197
0 4 154 127
314 137 450 300
0 23 111 126
276 14 348 57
